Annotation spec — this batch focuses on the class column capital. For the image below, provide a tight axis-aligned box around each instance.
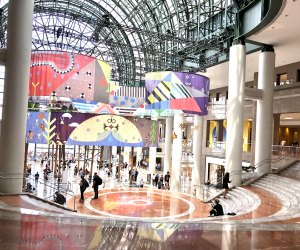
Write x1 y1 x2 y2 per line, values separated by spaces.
261 45 274 52
232 38 245 45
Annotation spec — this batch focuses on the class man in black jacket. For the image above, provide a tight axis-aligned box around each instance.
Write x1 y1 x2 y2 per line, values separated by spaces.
209 199 224 216
92 172 102 200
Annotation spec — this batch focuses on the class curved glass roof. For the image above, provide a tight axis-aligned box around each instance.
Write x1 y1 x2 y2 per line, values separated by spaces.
0 0 240 86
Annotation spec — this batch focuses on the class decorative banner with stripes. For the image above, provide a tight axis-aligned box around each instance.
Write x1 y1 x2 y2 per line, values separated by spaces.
145 71 209 115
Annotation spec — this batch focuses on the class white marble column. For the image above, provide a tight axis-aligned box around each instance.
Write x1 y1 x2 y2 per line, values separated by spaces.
149 147 157 174
191 115 204 194
225 42 246 186
255 47 275 174
163 117 172 174
0 0 34 193
123 147 130 165
171 114 183 192
112 146 117 158
136 147 143 167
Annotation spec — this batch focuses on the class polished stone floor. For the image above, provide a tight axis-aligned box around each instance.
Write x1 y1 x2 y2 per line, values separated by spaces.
1 161 300 249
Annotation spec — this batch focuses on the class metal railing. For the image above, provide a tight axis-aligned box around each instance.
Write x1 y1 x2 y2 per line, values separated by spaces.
193 175 224 202
197 153 298 202
0 174 77 211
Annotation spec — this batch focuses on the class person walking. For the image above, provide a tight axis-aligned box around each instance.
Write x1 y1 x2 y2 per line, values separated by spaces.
223 172 231 198
92 172 102 200
79 175 89 202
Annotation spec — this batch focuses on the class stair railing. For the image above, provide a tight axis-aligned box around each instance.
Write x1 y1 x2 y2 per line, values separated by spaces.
0 174 77 211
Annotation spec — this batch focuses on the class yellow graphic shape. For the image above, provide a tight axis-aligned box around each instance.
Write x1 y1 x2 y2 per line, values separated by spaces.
108 82 120 93
97 60 111 83
31 82 40 96
147 81 172 104
69 115 143 143
88 226 103 249
136 222 179 242
145 71 171 81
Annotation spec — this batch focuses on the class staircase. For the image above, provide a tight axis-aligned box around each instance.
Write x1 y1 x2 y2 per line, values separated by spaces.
278 160 300 180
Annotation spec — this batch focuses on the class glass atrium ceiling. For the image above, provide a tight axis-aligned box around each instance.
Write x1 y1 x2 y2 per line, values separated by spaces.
0 0 242 86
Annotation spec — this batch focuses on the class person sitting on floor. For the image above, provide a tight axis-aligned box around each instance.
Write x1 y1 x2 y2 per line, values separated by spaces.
209 199 224 216
54 192 66 205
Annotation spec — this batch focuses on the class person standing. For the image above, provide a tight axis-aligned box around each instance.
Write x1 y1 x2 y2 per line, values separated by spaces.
134 169 139 182
154 173 159 187
223 172 231 198
164 171 171 190
79 175 89 202
34 172 39 186
92 172 102 200
281 139 287 155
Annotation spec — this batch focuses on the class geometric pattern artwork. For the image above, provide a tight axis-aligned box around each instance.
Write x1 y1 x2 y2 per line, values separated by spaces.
26 112 159 147
109 95 145 108
71 99 115 114
26 112 50 144
145 71 210 115
29 51 110 103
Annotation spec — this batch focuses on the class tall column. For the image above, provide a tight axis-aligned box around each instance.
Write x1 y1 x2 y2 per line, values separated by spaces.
0 1 34 193
112 146 117 159
225 41 246 186
255 47 275 174
216 120 224 142
123 147 130 165
149 147 157 174
136 147 143 167
171 114 183 192
191 115 204 194
273 114 280 145
163 117 172 174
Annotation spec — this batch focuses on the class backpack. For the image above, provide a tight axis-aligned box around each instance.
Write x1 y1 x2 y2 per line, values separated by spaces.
98 177 102 185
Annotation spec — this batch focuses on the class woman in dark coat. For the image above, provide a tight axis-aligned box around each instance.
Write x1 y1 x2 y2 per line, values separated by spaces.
223 172 231 198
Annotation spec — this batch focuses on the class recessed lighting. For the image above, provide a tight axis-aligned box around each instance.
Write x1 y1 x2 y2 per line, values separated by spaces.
284 117 293 120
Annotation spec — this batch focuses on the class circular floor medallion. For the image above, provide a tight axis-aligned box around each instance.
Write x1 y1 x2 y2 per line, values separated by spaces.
84 190 195 220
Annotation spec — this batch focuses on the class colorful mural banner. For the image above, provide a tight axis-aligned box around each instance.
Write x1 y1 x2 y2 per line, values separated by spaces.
26 112 50 144
145 71 209 115
26 112 159 147
109 95 145 109
29 51 110 103
72 99 115 114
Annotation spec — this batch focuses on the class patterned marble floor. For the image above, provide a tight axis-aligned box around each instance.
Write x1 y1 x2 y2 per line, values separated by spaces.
1 161 300 249
68 188 211 220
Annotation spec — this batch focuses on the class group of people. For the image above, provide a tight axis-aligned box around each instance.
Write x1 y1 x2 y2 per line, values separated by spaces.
128 168 139 182
152 172 171 190
280 139 299 156
79 172 103 202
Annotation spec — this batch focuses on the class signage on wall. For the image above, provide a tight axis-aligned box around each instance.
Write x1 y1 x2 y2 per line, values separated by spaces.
212 96 226 119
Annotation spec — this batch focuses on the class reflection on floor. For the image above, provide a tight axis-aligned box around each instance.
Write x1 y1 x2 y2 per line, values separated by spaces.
1 161 300 249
